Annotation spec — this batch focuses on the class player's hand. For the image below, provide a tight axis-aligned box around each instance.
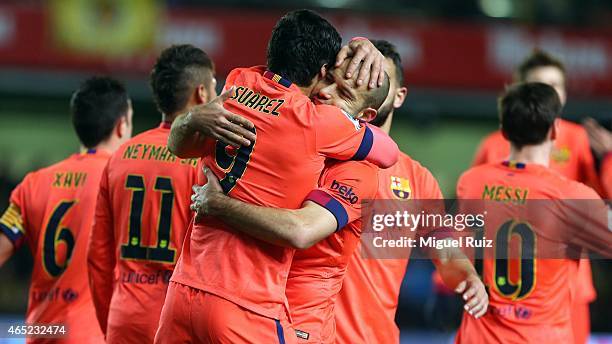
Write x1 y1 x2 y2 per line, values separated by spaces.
455 274 488 319
335 38 385 89
583 117 612 159
191 167 224 222
189 86 256 148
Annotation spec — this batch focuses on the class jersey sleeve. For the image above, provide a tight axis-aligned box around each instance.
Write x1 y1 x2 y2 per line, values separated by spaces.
472 138 490 167
0 175 32 249
87 163 116 335
304 161 378 231
561 183 612 258
313 105 398 168
602 153 612 199
575 127 605 197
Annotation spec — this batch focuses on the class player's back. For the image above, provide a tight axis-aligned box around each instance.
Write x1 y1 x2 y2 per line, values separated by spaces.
8 150 109 343
455 161 601 344
100 123 198 340
335 152 443 344
172 66 378 320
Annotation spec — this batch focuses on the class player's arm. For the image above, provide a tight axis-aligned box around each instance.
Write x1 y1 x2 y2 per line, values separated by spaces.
0 177 29 268
430 242 488 318
87 167 116 334
192 162 376 249
603 153 612 198
168 87 257 158
314 107 399 168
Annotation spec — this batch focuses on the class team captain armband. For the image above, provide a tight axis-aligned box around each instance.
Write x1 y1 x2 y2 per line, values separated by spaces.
0 203 25 248
305 190 349 231
353 123 398 168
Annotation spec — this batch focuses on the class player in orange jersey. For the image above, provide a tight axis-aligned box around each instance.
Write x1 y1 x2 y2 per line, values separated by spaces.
87 45 220 343
0 77 132 343
584 118 612 199
455 82 612 344
154 10 398 344
471 51 601 343
190 54 488 344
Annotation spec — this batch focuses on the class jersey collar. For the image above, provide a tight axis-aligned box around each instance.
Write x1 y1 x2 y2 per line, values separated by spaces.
159 121 172 129
263 70 293 88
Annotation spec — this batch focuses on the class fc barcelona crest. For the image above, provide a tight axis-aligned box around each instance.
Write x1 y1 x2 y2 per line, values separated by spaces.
390 176 411 200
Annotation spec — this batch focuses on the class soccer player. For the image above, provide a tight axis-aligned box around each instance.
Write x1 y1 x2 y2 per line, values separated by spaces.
455 82 612 344
584 118 612 198
0 77 132 343
471 50 601 343
87 45 217 343
155 10 398 344
190 55 487 344
333 39 487 344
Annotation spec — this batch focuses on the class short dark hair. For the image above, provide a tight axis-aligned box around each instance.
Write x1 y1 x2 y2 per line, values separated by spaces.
372 39 404 86
362 72 391 110
70 76 129 149
499 82 561 149
150 44 214 115
267 10 341 87
515 49 566 82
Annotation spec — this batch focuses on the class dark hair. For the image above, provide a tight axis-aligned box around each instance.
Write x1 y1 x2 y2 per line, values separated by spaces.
372 39 404 86
515 49 566 82
499 82 561 149
267 9 341 87
150 44 214 115
70 76 129 149
362 72 391 110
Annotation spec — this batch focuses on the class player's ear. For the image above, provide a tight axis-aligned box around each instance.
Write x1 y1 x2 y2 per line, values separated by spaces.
196 84 207 104
358 108 377 123
550 119 558 140
393 86 408 108
319 64 328 80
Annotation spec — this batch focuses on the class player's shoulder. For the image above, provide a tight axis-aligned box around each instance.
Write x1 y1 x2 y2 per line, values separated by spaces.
325 159 378 178
458 162 498 185
323 160 379 194
481 130 505 145
553 174 600 199
226 65 265 83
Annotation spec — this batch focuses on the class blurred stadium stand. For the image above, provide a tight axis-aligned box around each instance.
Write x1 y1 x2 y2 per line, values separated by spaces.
0 0 610 342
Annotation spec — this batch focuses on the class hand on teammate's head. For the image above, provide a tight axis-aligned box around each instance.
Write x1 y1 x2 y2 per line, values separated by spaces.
335 38 385 89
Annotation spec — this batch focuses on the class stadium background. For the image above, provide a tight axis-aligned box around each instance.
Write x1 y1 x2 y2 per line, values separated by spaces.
0 0 610 343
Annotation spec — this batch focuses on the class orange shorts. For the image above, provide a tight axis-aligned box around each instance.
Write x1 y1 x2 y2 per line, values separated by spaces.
154 281 296 344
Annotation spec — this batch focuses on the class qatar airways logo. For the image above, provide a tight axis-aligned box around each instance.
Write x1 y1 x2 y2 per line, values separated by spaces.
330 180 359 204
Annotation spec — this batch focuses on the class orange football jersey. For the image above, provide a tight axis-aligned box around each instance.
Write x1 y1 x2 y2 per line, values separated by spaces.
286 160 378 344
0 150 110 343
335 152 443 344
472 119 600 307
88 123 198 342
602 154 612 198
454 161 611 344
171 66 397 320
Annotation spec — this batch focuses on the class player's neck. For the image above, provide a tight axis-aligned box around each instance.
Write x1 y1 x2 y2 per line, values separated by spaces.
509 144 551 167
379 113 394 135
91 138 121 155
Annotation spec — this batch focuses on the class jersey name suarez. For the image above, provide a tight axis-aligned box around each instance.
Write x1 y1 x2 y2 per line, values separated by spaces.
171 65 382 320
